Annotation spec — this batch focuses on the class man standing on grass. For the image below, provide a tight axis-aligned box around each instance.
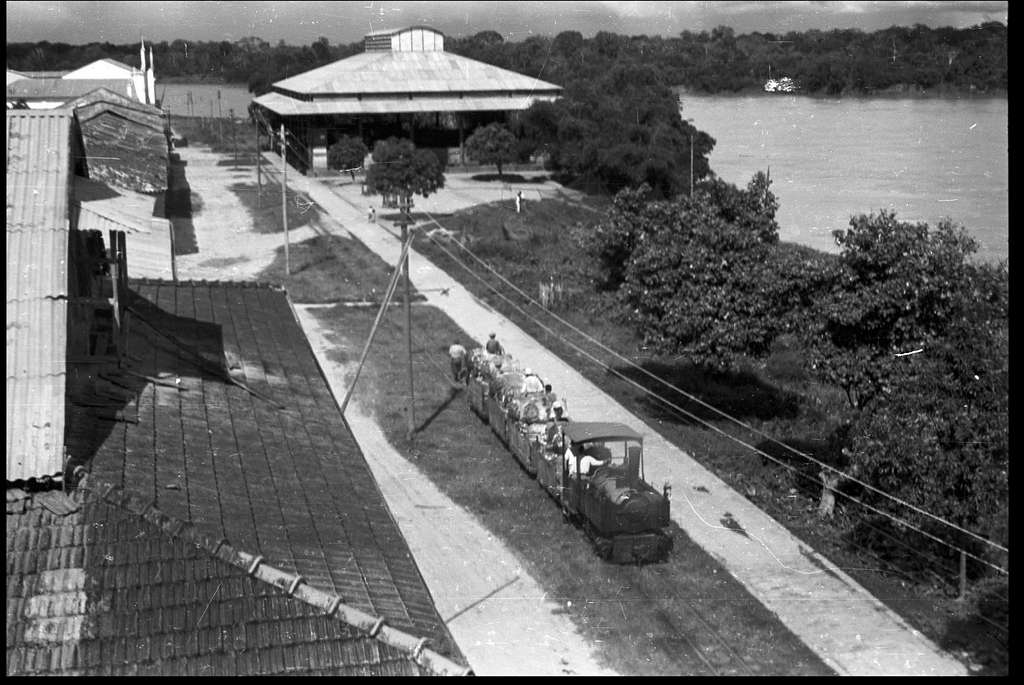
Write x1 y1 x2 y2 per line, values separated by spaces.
448 339 467 383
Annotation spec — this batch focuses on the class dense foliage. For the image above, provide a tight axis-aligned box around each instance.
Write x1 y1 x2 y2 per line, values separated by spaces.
592 188 1008 556
463 122 517 178
365 137 445 201
517 64 714 198
595 173 814 367
807 213 1008 548
7 22 1006 96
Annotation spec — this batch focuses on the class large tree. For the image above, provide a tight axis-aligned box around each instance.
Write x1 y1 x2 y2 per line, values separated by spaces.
327 135 368 181
365 137 445 204
464 122 517 179
804 212 1009 549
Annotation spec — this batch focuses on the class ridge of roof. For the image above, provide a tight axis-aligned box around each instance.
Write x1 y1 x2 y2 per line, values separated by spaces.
365 25 442 37
127 276 287 292
74 477 472 676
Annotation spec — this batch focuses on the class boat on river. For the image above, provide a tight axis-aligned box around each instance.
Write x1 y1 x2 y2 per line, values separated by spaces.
764 65 800 93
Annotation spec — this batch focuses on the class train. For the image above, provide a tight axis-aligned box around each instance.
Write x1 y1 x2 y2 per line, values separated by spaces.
464 348 673 564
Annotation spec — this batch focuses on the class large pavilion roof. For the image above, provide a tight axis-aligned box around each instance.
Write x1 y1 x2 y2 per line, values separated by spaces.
255 27 560 118
273 49 561 97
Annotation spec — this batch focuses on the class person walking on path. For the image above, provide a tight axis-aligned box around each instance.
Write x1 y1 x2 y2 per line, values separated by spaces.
485 332 504 355
448 340 468 383
515 190 523 213
368 206 376 223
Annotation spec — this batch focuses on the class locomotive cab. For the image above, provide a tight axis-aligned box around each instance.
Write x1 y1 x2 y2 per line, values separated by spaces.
560 422 672 562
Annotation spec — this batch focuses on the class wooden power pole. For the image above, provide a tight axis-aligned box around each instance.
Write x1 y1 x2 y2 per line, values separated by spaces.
281 123 290 276
399 194 415 441
255 121 262 208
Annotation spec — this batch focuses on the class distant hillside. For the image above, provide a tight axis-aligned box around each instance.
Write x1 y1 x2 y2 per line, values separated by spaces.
6 22 1006 96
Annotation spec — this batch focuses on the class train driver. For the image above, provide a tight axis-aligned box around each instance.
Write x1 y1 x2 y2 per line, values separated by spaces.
565 443 609 477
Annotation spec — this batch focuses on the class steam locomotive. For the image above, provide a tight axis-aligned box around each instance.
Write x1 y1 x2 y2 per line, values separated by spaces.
465 349 673 564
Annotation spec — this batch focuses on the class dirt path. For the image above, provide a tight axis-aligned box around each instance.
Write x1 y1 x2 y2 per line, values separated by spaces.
173 146 619 675
293 162 968 677
172 146 338 281
296 306 618 676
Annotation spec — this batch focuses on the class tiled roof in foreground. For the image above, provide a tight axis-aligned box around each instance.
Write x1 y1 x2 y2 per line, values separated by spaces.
6 483 468 675
74 279 464 664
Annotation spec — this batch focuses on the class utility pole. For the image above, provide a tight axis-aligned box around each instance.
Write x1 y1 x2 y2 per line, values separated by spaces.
255 121 262 208
230 109 237 169
689 132 694 197
281 123 290 276
399 194 415 442
217 89 223 144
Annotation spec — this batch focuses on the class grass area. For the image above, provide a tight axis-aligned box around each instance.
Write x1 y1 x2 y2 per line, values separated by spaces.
409 197 1007 675
257 234 424 305
312 302 832 676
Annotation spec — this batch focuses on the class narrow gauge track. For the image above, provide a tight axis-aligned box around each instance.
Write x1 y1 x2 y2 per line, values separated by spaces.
320 184 823 675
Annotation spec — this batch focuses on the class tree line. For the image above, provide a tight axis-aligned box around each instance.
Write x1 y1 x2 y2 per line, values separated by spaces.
7 21 1006 95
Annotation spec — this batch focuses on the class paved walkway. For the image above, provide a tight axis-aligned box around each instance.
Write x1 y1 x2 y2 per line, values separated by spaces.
280 160 967 677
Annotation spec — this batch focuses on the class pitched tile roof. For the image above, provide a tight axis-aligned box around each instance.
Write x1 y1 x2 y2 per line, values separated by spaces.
6 483 468 675
7 78 138 102
6 109 74 482
73 279 464 663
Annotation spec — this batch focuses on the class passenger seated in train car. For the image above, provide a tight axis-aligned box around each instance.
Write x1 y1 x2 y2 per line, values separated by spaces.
564 442 610 477
521 368 544 394
544 401 570 451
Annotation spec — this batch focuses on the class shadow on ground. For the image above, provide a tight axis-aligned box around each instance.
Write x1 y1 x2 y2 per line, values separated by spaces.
164 153 201 256
470 173 547 184
618 360 802 426
228 181 322 235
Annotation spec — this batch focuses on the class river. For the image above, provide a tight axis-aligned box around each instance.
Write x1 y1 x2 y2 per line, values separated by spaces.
681 94 1008 263
160 83 1008 263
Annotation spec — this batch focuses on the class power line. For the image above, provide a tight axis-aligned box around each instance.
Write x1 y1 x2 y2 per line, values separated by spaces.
418 207 1008 560
411 214 1007 576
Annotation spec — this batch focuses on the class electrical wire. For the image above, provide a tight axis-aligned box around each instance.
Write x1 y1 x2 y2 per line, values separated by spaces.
418 206 1009 560
412 220 1008 577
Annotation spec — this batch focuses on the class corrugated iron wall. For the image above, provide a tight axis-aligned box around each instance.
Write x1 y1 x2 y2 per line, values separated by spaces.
6 109 74 482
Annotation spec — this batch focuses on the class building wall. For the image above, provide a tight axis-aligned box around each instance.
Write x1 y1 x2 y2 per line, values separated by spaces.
392 28 444 52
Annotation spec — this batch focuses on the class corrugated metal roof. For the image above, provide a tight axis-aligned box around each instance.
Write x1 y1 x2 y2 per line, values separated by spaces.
273 49 561 96
6 109 73 482
254 90 560 116
7 78 138 101
66 86 165 125
71 200 174 280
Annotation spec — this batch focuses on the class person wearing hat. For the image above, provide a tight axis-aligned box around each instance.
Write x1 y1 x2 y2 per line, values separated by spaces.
545 400 570 451
485 332 504 355
522 367 544 394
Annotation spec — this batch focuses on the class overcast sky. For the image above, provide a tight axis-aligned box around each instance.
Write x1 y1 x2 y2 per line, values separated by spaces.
6 1 1009 45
